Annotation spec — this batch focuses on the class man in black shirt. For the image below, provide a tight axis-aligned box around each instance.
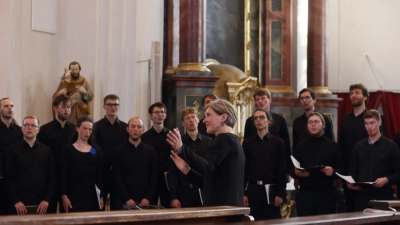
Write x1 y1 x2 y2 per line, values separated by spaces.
293 112 343 216
5 115 55 215
93 94 128 210
169 108 212 208
0 98 23 215
347 110 400 211
292 88 335 149
243 108 286 220
244 88 291 181
37 94 76 213
339 83 369 212
141 102 172 207
113 117 157 209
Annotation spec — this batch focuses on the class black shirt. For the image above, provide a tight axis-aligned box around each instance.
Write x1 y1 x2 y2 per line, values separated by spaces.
5 139 55 204
293 136 343 190
180 133 245 206
113 141 157 203
93 116 128 165
0 120 23 178
339 109 369 172
61 145 103 198
349 136 400 184
292 110 335 149
395 131 400 149
244 112 291 172
141 126 171 172
37 119 76 170
169 133 212 200
242 133 286 199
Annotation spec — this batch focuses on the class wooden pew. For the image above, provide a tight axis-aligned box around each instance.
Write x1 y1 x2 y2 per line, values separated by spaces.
0 206 251 225
229 211 400 225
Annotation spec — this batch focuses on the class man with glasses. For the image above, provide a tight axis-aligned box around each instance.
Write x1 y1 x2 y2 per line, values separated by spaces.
141 102 171 207
93 94 128 210
293 112 342 216
0 98 23 215
5 115 55 215
292 88 334 149
113 117 157 209
243 108 286 220
37 94 76 213
244 88 291 182
169 108 212 208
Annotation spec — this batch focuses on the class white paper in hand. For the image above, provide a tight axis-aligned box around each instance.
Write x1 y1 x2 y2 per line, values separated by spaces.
290 155 304 171
335 172 356 183
95 184 102 209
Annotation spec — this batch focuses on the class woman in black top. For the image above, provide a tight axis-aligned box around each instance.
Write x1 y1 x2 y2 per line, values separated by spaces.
61 116 103 212
168 99 245 207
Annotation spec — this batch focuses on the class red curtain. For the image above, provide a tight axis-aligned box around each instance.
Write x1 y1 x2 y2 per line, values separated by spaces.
335 91 399 141
381 92 400 140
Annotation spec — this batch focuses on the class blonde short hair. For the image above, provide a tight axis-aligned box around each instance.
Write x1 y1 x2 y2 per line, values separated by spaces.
208 99 237 128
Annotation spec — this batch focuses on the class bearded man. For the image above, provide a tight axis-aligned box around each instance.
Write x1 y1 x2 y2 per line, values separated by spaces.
338 83 370 212
37 94 76 213
0 98 23 215
53 61 93 124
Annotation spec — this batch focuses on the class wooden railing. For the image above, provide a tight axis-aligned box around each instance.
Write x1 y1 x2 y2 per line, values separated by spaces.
0 206 251 225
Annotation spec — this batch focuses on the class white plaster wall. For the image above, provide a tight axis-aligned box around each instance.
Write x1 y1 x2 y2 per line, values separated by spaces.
0 0 164 128
328 0 400 92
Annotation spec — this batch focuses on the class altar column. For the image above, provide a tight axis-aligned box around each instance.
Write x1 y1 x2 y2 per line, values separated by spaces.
307 0 331 94
162 0 217 132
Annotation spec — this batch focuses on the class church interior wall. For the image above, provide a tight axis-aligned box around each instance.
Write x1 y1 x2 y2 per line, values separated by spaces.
0 0 164 129
328 0 400 92
1 0 400 129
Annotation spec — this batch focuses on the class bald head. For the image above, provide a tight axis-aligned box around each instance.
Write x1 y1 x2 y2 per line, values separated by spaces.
127 117 145 142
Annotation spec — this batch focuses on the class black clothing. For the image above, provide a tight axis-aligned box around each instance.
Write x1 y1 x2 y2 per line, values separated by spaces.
179 133 245 206
0 120 23 177
141 126 171 207
0 120 22 215
247 184 281 219
93 117 128 165
93 116 128 210
244 113 291 174
169 133 212 207
5 139 55 209
36 119 75 213
339 109 369 212
349 136 400 211
243 133 286 220
61 145 103 212
113 141 157 209
394 130 400 149
198 118 216 139
296 186 336 216
293 135 343 216
292 111 335 149
339 109 369 173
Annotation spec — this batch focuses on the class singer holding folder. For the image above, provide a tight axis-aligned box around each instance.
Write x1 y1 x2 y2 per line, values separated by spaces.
347 110 400 211
292 112 343 217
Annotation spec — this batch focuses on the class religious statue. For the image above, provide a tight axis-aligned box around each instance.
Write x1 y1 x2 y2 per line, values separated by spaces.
53 61 93 124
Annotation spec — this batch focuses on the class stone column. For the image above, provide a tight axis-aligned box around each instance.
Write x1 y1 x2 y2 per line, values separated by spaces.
307 0 331 94
164 0 180 75
175 0 210 74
